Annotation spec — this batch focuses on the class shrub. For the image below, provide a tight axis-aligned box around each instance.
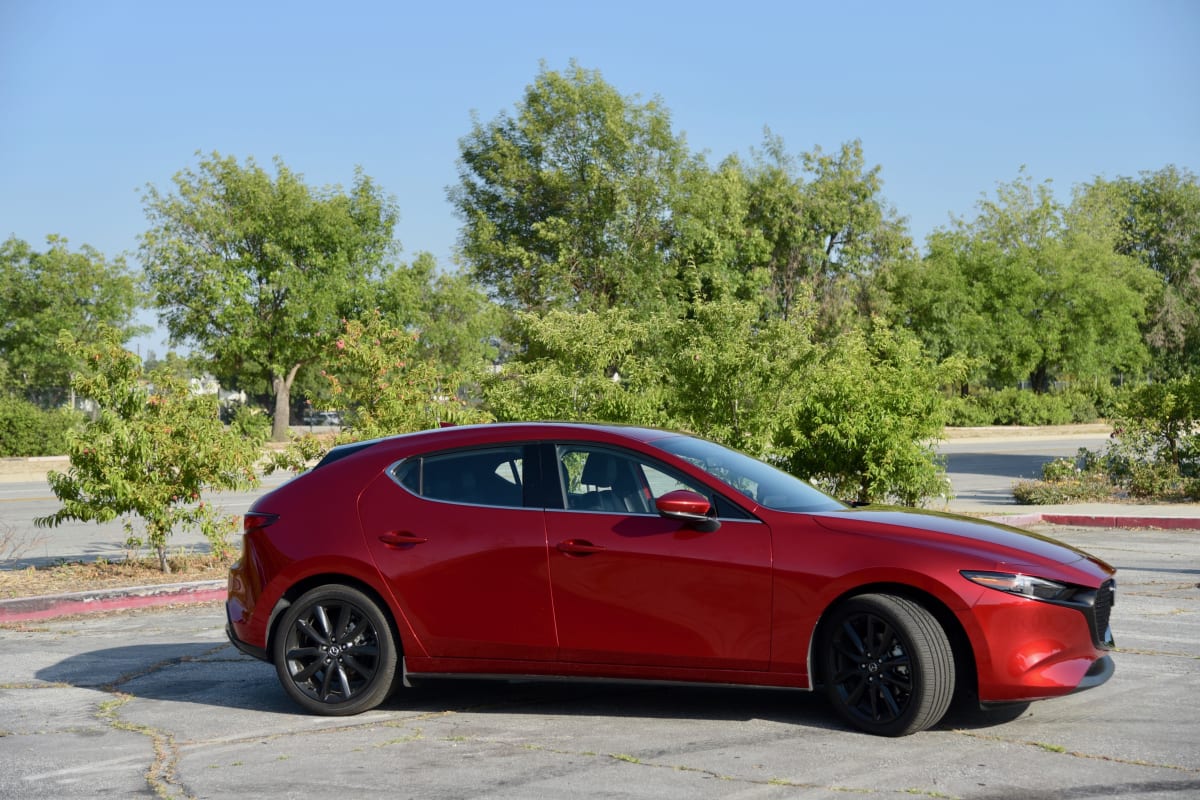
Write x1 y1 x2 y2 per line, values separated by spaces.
0 396 82 456
947 387 1099 427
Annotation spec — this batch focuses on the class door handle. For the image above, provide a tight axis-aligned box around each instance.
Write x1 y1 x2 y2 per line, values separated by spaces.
556 539 606 555
378 531 428 547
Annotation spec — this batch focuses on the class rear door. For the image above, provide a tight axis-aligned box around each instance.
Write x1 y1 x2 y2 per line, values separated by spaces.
359 444 558 661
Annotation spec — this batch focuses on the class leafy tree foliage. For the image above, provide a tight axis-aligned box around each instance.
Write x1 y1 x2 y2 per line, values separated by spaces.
377 252 501 375
0 235 143 404
484 308 663 424
323 312 492 441
1101 166 1200 376
0 396 81 457
450 61 687 316
744 133 912 334
140 153 399 440
666 155 771 307
482 299 956 506
35 327 262 571
657 297 819 456
885 171 1154 392
779 320 967 506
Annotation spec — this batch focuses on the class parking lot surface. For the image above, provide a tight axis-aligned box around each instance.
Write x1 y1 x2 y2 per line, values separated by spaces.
2 525 1198 799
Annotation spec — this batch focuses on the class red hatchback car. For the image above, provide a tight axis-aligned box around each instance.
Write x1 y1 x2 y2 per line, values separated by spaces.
226 422 1115 736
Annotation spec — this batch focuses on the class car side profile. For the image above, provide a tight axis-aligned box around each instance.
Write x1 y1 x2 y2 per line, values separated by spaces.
226 422 1116 736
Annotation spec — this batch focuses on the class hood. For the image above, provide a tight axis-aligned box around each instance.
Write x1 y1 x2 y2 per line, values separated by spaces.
809 506 1090 566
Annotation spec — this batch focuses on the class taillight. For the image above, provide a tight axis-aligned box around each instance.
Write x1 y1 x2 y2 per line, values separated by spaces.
243 512 278 535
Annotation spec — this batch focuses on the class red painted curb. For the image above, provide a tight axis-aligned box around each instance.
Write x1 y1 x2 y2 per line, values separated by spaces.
0 582 226 623
1040 514 1200 530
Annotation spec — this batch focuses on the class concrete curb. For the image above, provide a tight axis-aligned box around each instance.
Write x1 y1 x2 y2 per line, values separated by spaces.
0 580 226 623
3 513 1198 624
981 512 1200 530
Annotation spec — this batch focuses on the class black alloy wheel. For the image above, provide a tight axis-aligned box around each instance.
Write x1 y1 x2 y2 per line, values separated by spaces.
821 593 954 736
273 585 398 716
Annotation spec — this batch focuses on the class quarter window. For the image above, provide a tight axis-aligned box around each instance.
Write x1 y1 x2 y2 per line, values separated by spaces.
393 447 526 508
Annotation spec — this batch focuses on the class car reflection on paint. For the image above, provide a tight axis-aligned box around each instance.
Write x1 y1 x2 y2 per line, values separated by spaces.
226 422 1115 736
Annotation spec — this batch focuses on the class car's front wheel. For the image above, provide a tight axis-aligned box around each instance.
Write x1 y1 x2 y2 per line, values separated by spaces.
273 585 398 715
820 593 954 736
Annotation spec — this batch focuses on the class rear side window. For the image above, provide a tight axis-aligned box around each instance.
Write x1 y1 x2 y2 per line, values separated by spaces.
392 446 526 508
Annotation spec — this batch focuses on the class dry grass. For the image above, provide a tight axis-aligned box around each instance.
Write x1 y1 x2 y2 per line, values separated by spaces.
0 552 234 599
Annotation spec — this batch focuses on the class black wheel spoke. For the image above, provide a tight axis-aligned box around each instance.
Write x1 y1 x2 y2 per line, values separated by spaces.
341 618 369 646
296 618 329 647
878 684 902 718
334 603 353 641
291 657 324 683
840 620 867 657
344 642 379 659
319 659 337 700
334 665 354 698
843 677 867 707
313 604 334 639
342 653 373 680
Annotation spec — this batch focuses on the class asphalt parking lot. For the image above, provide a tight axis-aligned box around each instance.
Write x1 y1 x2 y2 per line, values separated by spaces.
1 525 1197 799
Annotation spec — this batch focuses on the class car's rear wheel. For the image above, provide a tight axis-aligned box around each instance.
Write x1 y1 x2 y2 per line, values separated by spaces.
821 593 954 736
273 585 398 716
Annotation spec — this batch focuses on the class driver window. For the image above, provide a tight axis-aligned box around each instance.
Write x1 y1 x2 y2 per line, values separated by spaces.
556 446 708 515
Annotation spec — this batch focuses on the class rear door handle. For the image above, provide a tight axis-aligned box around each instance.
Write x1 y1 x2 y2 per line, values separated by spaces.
378 531 428 547
556 539 606 555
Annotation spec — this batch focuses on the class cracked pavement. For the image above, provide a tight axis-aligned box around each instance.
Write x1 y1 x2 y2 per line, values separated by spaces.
1 526 1198 799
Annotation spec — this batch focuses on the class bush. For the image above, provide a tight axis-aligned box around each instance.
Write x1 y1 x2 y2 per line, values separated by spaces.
947 387 1099 427
1011 452 1114 504
0 396 82 456
1076 376 1200 501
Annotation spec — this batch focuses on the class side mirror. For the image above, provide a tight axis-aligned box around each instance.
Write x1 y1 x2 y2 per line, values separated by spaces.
655 489 721 532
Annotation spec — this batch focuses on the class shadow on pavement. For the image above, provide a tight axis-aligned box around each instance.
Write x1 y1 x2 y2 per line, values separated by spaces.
35 641 1047 737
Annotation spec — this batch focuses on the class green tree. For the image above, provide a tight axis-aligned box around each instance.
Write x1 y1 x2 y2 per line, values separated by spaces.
658 297 819 457
745 133 912 333
450 61 687 317
886 171 1153 391
483 308 664 424
780 320 967 506
325 312 492 440
667 155 771 308
139 152 398 440
1100 166 1200 376
378 252 501 375
0 235 143 404
35 327 262 571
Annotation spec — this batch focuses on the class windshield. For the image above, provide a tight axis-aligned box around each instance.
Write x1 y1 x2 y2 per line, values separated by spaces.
652 435 845 513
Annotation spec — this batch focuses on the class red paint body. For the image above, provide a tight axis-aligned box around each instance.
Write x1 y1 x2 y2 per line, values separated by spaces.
227 423 1115 706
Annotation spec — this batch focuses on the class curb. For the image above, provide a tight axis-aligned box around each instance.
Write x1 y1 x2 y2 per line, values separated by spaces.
0 580 226 624
982 512 1200 530
3 514 1198 624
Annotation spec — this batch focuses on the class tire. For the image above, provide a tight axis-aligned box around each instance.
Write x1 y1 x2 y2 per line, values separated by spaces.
273 585 399 716
820 593 954 736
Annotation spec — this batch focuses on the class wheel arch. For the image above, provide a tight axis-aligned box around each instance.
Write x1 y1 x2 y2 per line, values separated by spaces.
266 573 404 665
809 582 978 702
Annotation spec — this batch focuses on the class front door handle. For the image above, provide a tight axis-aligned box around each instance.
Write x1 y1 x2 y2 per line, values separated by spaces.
378 531 428 547
556 539 606 556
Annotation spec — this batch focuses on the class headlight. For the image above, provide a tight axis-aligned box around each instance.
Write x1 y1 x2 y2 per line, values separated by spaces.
961 570 1075 601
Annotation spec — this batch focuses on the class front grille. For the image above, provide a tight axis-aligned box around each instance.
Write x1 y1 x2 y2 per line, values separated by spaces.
1086 579 1116 649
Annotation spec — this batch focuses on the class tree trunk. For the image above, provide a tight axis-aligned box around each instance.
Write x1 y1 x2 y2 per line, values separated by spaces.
271 363 304 442
1030 363 1052 394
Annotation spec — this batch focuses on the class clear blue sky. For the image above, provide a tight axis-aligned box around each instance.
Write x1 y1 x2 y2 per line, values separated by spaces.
2 0 1197 355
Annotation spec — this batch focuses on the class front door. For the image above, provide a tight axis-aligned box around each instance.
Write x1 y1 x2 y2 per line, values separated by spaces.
545 444 772 671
